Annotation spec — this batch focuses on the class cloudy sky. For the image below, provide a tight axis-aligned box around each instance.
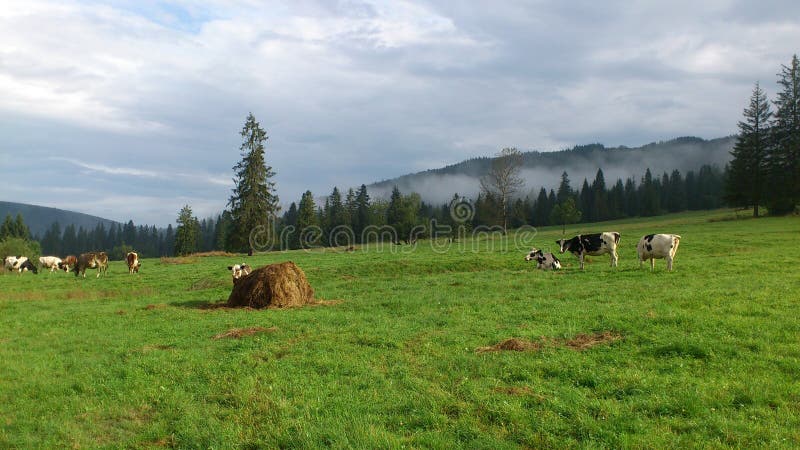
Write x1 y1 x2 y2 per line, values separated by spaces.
1 0 798 225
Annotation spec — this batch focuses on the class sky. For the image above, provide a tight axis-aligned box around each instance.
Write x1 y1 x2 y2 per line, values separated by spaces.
1 0 798 226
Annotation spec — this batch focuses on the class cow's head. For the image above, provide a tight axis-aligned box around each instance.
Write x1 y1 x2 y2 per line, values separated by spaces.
525 248 542 261
555 239 568 253
228 263 251 282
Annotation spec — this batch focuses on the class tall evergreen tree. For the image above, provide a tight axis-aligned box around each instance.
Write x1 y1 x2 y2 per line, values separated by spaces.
591 169 607 221
296 191 318 248
227 113 280 253
174 205 200 256
354 184 371 242
726 82 772 217
767 54 800 214
556 171 573 204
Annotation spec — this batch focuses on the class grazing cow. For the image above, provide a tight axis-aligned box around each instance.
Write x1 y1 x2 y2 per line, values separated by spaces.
524 248 562 270
227 263 252 283
73 253 99 278
556 232 620 270
39 256 63 273
94 252 108 277
637 234 682 271
59 255 77 273
126 252 140 274
4 256 19 271
8 256 38 274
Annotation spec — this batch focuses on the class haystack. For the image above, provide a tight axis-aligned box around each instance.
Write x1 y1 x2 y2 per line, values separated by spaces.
227 261 314 308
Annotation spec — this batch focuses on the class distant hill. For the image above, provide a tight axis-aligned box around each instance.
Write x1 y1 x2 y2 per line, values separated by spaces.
369 136 736 203
0 201 119 238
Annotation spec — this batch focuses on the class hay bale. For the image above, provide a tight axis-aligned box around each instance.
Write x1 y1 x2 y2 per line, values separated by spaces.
227 261 314 309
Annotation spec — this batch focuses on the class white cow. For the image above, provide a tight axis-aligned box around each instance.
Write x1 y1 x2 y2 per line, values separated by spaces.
39 256 63 273
637 234 682 271
227 263 252 283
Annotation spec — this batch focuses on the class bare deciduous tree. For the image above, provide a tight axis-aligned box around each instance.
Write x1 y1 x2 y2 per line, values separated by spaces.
480 147 524 232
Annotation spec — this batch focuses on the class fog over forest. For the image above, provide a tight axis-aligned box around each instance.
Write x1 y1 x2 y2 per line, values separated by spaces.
367 136 734 204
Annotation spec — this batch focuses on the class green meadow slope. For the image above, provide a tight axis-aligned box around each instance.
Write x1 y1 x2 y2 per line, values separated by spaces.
1 210 799 448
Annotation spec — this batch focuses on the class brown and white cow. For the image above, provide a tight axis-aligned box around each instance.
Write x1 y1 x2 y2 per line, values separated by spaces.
126 252 140 274
39 256 63 273
73 253 98 278
227 263 252 283
73 252 107 278
637 234 682 271
555 232 620 270
59 255 77 272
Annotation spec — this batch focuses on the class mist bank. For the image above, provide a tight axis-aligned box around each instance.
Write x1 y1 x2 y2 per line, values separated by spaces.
367 136 735 203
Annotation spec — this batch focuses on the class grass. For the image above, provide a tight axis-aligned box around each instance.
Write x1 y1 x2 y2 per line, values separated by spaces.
1 209 799 448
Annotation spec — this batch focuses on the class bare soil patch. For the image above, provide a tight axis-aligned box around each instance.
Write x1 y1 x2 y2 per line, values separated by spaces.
565 331 622 350
212 326 279 339
477 331 621 353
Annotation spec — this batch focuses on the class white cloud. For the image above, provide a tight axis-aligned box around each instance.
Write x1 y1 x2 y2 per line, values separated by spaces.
2 0 799 224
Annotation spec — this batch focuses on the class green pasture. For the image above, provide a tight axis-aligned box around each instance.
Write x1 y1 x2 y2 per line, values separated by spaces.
1 210 799 448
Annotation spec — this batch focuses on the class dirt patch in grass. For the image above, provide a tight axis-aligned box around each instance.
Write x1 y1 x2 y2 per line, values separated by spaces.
341 275 357 281
9 287 155 302
565 331 622 350
212 326 279 339
493 386 535 396
477 331 621 353
477 338 545 353
116 310 126 315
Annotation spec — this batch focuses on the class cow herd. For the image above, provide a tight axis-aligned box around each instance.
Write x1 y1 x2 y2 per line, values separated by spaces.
525 232 682 271
3 251 141 278
3 232 683 279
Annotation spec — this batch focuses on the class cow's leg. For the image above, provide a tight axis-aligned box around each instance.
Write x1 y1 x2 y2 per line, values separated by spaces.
667 256 673 271
611 249 618 267
579 253 585 270
650 257 655 271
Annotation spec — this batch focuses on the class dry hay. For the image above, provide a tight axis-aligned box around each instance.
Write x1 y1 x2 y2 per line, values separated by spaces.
477 331 621 353
212 326 279 339
492 386 535 396
190 251 237 257
227 261 315 309
476 338 545 353
565 331 621 350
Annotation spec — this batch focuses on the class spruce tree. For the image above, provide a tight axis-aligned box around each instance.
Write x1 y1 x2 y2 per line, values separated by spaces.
174 205 200 256
355 185 370 242
296 191 318 248
767 55 800 214
227 113 279 253
726 82 772 217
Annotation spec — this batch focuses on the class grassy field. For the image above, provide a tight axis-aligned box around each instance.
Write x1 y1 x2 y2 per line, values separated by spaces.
1 209 799 449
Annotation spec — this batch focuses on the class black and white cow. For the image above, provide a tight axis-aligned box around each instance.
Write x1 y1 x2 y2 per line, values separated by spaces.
637 234 681 271
524 248 562 270
5 256 38 274
555 232 620 270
